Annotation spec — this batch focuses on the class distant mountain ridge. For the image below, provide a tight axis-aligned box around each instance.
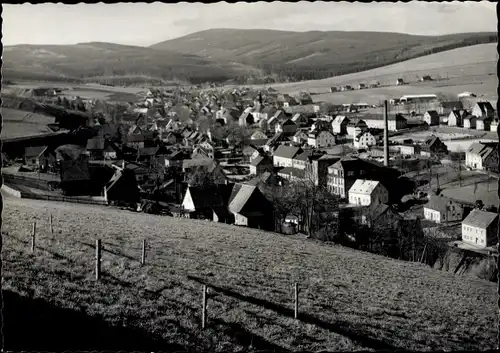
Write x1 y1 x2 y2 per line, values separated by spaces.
151 28 497 81
2 29 497 86
2 42 261 86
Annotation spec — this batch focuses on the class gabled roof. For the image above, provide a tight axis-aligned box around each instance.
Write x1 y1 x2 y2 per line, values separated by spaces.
467 142 496 160
228 183 257 214
475 101 494 114
273 145 302 159
293 150 312 162
279 118 296 127
424 194 461 214
251 154 272 167
462 209 498 229
278 167 306 179
464 115 477 121
349 179 382 195
332 115 349 125
187 183 235 210
425 111 439 119
309 129 334 138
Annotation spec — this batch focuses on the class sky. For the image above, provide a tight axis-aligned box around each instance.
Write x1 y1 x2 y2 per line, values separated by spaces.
2 1 497 47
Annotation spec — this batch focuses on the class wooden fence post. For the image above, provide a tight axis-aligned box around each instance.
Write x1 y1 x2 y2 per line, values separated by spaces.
31 221 36 253
49 214 54 234
95 239 101 280
202 285 208 329
141 239 146 265
294 282 299 320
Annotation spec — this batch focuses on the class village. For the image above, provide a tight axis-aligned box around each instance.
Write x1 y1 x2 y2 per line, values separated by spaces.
2 80 499 261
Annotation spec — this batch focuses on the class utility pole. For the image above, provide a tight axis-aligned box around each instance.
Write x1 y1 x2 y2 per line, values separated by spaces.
383 100 389 167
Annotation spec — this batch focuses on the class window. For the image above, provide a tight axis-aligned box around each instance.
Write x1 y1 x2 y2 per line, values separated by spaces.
348 171 354 177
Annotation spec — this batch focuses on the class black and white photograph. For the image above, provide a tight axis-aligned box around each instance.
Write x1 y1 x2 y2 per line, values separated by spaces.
1 1 498 351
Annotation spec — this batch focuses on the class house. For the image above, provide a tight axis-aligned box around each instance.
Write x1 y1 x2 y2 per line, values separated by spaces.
472 102 495 119
359 203 401 227
273 145 303 168
353 131 378 149
396 78 405 86
363 114 407 131
424 195 464 224
399 144 421 156
307 130 336 148
250 130 268 140
249 154 274 175
465 142 498 171
420 75 432 82
181 184 235 220
420 135 448 156
291 113 309 127
346 120 369 138
24 146 56 170
263 133 291 153
257 106 278 121
369 81 380 88
247 171 283 187
239 111 255 127
311 119 332 133
183 160 229 185
330 87 338 93
358 83 366 90
461 209 498 248
228 183 274 229
423 111 440 126
292 130 309 144
277 167 306 181
275 119 298 136
243 145 260 162
137 146 162 164
291 150 312 170
490 119 498 132
86 136 106 160
331 115 350 135
163 131 183 145
463 115 477 129
476 116 493 131
448 110 469 127
327 157 396 200
307 154 340 187
348 179 389 206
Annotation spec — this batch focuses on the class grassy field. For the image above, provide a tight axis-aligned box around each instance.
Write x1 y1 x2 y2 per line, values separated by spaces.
1 107 56 139
2 195 497 351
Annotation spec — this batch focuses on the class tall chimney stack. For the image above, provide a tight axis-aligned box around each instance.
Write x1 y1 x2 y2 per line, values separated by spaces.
383 100 389 167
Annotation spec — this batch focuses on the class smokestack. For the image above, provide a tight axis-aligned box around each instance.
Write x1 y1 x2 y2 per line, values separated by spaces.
384 100 389 167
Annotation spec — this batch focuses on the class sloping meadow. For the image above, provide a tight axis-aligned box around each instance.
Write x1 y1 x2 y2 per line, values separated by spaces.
2 196 497 351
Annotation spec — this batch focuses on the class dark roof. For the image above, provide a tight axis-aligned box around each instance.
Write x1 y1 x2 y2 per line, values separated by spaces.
251 154 272 167
273 145 302 159
280 119 296 126
424 195 460 214
61 158 91 182
425 111 439 119
278 167 306 179
475 101 494 114
462 209 498 229
25 146 48 159
187 184 235 209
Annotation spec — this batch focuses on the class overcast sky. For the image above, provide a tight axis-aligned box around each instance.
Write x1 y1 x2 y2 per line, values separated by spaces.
3 1 497 46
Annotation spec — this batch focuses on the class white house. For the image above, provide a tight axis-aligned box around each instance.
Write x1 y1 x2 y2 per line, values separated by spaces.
272 145 302 168
423 195 464 224
307 130 336 148
490 119 498 132
291 113 309 127
292 130 309 144
346 120 368 139
472 102 495 119
348 179 389 206
462 209 498 248
331 115 350 134
463 115 477 129
465 142 497 170
353 131 378 149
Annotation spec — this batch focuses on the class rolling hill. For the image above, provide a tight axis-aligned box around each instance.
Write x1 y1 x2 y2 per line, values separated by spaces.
2 42 262 85
2 195 497 351
151 29 497 81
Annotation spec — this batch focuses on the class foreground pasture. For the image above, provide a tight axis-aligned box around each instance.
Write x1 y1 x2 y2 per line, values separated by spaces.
2 195 497 351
